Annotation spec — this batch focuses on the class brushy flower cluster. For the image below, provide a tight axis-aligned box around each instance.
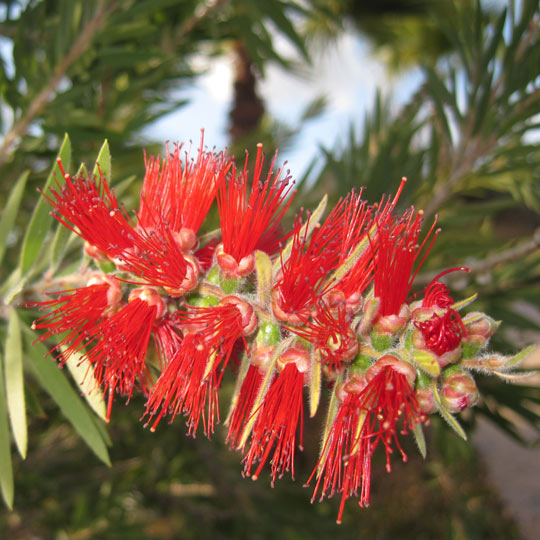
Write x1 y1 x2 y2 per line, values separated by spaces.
29 136 530 523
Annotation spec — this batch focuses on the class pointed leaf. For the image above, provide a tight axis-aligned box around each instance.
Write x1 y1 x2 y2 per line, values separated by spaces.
451 293 478 312
255 250 273 306
325 234 370 288
20 134 71 274
4 308 26 459
501 344 536 371
0 170 29 266
432 380 467 440
224 351 251 427
309 349 322 418
0 353 14 509
63 348 107 422
238 336 294 449
24 335 110 465
92 139 111 183
412 422 427 459
273 195 327 274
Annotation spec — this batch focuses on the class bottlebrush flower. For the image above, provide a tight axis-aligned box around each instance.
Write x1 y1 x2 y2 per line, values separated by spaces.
242 345 309 485
309 355 420 523
273 191 373 324
30 274 122 361
43 160 137 260
288 302 358 369
226 343 274 450
138 137 231 246
373 209 439 319
216 145 295 277
144 296 256 437
84 287 166 421
370 209 439 347
411 269 468 364
121 227 199 296
28 138 525 525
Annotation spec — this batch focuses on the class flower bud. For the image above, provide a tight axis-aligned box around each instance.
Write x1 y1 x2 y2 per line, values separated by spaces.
462 312 499 353
441 369 478 413
415 387 437 415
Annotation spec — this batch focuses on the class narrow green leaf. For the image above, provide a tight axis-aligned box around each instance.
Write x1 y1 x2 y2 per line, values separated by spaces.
76 162 88 176
309 349 322 418
273 195 327 274
0 170 29 266
92 139 111 183
238 336 294 450
63 348 107 422
432 380 467 441
20 134 71 274
451 293 478 312
325 234 370 288
412 422 427 459
315 371 345 478
224 351 251 427
49 222 77 273
0 353 14 509
24 334 110 465
4 308 27 458
255 250 273 306
113 174 136 198
501 344 536 371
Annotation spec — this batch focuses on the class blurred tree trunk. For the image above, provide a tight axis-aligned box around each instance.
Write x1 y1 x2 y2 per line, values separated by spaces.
228 40 264 141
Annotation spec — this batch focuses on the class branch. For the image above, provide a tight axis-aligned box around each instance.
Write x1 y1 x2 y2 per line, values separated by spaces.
0 0 113 167
416 227 540 286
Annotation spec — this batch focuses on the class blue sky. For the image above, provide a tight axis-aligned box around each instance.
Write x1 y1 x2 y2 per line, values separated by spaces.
144 29 424 180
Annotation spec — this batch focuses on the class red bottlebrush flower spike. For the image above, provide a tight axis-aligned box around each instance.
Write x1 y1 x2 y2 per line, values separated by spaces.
289 303 358 369
42 160 137 259
243 346 308 485
145 297 256 437
85 287 166 421
216 145 295 277
152 316 184 369
307 375 370 524
330 179 409 305
309 356 419 522
273 191 375 323
144 333 218 436
226 343 275 450
138 136 230 240
29 275 122 362
374 209 439 317
122 228 199 296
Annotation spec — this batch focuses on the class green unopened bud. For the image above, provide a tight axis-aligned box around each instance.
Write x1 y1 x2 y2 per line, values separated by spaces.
462 312 500 352
441 368 479 413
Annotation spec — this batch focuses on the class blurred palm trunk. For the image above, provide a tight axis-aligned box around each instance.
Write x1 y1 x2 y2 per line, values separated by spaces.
228 41 264 141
